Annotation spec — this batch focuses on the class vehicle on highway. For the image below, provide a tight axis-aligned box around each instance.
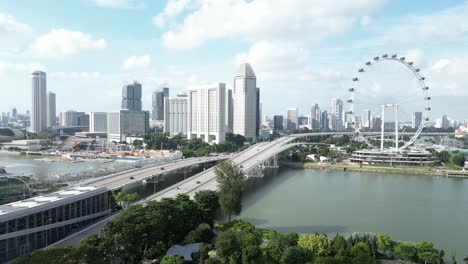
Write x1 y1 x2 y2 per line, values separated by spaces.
129 176 134 180
161 167 165 170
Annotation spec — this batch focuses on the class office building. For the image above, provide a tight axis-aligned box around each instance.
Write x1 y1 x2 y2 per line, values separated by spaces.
233 63 258 139
412 112 423 129
163 95 188 135
362 109 371 129
371 116 382 131
47 92 56 128
0 186 111 262
11 108 17 119
225 89 234 132
273 115 284 131
286 108 298 130
435 115 450 129
310 104 321 130
187 83 226 144
107 110 149 142
59 111 88 129
152 87 169 121
30 71 47 133
321 111 329 130
330 98 343 131
256 88 260 137
121 81 142 111
89 112 108 133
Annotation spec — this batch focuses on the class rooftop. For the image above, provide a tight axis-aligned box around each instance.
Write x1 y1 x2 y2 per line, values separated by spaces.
235 63 256 78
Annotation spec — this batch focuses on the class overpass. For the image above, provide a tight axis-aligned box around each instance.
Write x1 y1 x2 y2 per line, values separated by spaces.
143 131 455 202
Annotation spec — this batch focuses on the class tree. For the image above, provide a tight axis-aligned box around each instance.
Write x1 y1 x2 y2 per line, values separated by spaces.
240 230 263 264
215 161 246 222
452 154 466 167
280 246 308 264
415 241 438 264
394 242 417 262
183 223 213 244
297 234 333 257
265 235 293 262
350 242 378 264
377 234 393 254
437 150 451 163
215 229 242 263
113 191 139 208
132 139 143 149
194 190 220 227
332 235 350 260
161 255 184 264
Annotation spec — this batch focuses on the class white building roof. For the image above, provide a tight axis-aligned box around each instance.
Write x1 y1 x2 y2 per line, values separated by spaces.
235 63 256 78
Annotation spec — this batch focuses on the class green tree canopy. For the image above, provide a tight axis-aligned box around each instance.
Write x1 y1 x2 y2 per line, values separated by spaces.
215 161 246 222
161 255 184 264
452 154 466 167
394 242 417 262
297 234 333 257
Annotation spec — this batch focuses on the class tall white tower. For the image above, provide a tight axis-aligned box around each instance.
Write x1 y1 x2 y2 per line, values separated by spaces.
31 71 47 133
47 92 56 128
233 63 257 139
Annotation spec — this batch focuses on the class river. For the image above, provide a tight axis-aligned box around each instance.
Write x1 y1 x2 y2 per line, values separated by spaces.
239 167 468 259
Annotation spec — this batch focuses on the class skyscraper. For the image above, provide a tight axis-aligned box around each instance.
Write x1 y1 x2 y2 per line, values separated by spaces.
273 115 284 131
89 112 108 133
362 109 371 128
152 87 169 121
30 71 47 133
233 63 257 139
321 111 329 131
11 108 17 118
164 95 188 135
330 98 343 131
47 92 56 128
256 88 260 137
310 104 321 130
121 81 142 111
188 83 226 144
287 108 298 130
412 112 423 129
108 110 150 142
226 89 234 132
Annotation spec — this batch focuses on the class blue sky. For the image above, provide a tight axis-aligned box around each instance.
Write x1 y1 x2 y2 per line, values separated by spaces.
0 0 467 121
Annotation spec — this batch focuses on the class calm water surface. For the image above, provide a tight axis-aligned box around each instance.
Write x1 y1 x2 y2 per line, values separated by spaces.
239 167 468 257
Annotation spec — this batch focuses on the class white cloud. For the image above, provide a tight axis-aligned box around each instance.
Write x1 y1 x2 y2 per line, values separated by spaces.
0 13 32 34
0 60 45 75
160 0 385 50
405 49 423 65
153 0 193 28
91 0 145 9
121 54 151 70
50 71 101 79
30 29 107 59
360 15 372 26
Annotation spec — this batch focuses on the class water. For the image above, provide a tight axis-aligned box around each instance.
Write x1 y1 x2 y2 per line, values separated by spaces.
239 167 468 258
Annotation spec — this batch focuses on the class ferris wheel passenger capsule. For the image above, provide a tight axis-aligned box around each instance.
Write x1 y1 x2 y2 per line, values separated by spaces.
400 57 406 60
358 68 364 72
425 107 431 111
415 68 420 72
382 54 388 58
391 54 397 58
420 77 425 80
365 61 371 65
425 97 431 100
408 62 414 65
373 56 379 60
352 77 359 81
349 88 355 92
347 99 353 103
423 86 429 90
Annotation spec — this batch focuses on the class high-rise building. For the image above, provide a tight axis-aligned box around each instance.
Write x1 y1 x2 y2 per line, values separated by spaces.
412 112 423 129
362 109 371 128
89 112 108 133
59 110 80 127
47 92 56 128
188 83 226 144
30 71 47 133
11 108 17 118
273 115 284 131
256 88 260 137
435 115 450 129
310 104 321 130
286 108 298 130
163 95 188 135
108 110 150 142
233 63 257 139
321 111 329 131
121 81 142 111
225 89 234 132
330 98 343 131
152 87 169 121
371 116 382 131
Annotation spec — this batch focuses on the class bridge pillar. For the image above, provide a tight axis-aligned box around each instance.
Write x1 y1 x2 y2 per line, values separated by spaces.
263 155 279 169
247 165 264 178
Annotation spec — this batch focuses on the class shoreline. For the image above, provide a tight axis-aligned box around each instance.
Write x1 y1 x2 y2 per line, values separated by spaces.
280 161 465 177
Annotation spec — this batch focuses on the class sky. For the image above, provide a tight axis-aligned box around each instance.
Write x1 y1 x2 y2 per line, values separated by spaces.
0 0 467 121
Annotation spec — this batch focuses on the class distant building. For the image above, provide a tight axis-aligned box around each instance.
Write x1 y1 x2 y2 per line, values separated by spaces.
273 115 284 131
225 89 233 132
362 109 371 129
47 92 56 128
107 110 150 142
121 81 142 111
330 98 343 131
321 111 329 131
233 63 258 139
164 95 188 135
152 87 169 120
310 104 321 130
435 115 450 129
59 110 80 127
256 88 260 138
11 108 17 118
188 83 226 144
30 71 47 133
286 108 298 130
298 116 309 127
89 112 108 133
371 116 382 131
412 112 422 129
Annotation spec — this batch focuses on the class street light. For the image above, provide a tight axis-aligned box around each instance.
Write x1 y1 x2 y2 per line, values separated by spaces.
0 176 32 200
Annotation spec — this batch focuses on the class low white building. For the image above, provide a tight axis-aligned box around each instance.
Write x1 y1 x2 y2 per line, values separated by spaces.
187 83 226 144
1 139 45 151
164 95 188 135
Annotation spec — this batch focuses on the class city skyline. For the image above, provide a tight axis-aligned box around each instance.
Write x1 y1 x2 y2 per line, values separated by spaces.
0 1 468 120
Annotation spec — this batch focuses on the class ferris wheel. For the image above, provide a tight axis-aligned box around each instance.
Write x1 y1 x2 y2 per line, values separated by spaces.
347 54 431 152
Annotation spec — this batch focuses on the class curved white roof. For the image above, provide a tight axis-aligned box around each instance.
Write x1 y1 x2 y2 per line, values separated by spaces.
236 63 256 78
